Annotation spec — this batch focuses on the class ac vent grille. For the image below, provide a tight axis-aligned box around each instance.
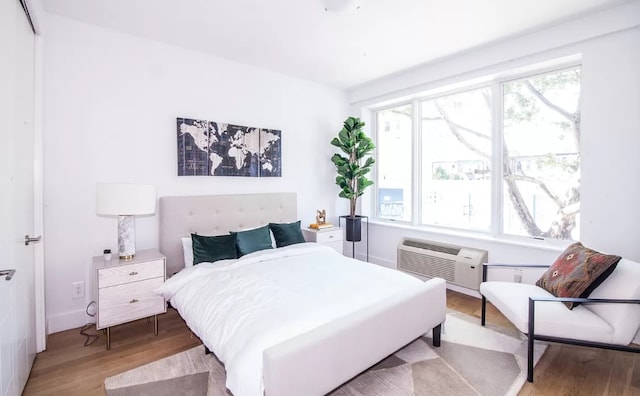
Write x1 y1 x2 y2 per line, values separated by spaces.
398 250 455 283
401 239 460 255
397 237 488 290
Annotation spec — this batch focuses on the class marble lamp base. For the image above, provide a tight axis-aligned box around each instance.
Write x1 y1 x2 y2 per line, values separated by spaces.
118 215 136 260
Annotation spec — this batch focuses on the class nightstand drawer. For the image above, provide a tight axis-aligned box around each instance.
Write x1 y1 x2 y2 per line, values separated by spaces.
302 228 344 255
98 259 164 288
314 230 342 244
98 277 165 328
324 240 343 254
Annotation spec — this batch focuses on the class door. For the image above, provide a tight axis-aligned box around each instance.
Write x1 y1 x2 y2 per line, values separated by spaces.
0 0 38 395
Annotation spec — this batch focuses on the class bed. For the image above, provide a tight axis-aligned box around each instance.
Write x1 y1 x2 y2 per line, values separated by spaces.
157 193 447 396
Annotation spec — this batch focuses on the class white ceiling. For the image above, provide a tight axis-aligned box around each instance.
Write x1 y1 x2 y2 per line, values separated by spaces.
40 0 629 89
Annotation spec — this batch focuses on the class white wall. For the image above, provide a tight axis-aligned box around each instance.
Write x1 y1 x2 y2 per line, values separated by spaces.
347 3 640 281
43 15 348 333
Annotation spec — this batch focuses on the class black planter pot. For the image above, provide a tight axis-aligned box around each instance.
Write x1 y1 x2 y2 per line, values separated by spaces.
345 216 363 242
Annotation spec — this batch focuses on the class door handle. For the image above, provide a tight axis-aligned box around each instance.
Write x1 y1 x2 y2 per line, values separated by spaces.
25 235 41 246
0 269 15 281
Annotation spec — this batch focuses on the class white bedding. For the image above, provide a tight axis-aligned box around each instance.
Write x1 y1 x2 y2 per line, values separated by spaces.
156 243 426 396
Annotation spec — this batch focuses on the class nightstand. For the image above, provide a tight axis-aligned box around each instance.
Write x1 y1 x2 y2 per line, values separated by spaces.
93 249 166 350
302 227 344 254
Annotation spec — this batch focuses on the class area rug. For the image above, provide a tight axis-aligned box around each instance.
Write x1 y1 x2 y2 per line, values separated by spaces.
104 312 546 396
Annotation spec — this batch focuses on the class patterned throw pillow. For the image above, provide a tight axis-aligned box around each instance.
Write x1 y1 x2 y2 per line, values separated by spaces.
536 242 621 309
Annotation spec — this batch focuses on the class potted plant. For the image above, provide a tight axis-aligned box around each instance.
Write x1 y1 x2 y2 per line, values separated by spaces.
331 116 375 242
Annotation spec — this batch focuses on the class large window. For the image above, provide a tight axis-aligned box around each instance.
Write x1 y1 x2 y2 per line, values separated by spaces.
373 65 581 241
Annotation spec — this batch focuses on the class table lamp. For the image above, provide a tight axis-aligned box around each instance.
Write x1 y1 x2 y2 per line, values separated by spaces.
96 183 156 260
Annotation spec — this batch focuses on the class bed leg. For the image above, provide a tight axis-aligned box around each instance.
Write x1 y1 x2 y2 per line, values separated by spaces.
432 324 442 347
204 345 212 355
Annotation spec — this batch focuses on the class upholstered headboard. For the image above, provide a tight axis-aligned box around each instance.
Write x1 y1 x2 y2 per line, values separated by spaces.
159 192 297 276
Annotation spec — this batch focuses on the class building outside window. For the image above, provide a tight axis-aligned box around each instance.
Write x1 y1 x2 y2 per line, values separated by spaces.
373 64 581 241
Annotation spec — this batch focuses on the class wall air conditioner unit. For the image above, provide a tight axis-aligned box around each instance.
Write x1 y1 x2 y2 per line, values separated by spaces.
397 237 488 290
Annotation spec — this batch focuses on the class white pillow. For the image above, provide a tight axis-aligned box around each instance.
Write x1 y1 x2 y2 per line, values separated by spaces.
181 237 193 268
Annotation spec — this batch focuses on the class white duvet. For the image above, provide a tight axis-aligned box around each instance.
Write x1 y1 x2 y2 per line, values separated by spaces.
156 243 424 396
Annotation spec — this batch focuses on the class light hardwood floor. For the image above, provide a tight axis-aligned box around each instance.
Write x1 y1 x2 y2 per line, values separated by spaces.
24 290 639 395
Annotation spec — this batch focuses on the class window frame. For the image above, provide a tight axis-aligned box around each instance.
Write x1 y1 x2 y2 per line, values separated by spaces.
372 99 415 223
370 60 582 243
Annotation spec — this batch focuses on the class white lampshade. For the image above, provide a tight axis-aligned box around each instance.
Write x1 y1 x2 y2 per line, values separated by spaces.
96 183 156 216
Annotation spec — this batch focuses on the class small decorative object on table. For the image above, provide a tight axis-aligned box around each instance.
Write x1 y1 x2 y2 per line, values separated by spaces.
309 223 333 230
309 209 333 229
103 249 112 262
316 209 327 224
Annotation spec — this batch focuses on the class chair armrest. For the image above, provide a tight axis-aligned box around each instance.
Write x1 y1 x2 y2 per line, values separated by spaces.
530 296 640 305
482 263 550 282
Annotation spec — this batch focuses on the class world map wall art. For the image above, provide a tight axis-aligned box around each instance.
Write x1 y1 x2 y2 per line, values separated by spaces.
177 117 282 177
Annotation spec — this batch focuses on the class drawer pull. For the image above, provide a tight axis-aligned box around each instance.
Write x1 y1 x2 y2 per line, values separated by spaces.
129 298 139 304
129 271 138 276
329 235 334 239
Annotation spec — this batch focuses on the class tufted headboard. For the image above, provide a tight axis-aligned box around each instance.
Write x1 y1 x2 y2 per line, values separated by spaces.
159 192 297 276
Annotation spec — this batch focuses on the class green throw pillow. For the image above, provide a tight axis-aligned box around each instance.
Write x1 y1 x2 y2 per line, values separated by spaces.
536 242 621 309
269 221 306 248
191 233 238 265
231 225 273 257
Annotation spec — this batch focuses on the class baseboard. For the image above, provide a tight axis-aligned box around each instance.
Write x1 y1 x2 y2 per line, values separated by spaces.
47 309 94 334
360 253 394 268
445 283 481 298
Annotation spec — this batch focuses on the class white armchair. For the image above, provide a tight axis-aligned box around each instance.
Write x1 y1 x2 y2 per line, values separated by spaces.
480 258 640 382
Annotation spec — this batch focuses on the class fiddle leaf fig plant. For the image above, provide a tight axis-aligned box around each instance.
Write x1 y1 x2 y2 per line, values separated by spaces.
331 116 376 218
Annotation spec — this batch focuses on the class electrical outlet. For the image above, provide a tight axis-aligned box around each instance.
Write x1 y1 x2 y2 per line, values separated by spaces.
72 281 85 299
514 269 523 283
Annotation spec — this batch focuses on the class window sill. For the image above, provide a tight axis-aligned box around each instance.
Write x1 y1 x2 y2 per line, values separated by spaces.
367 218 569 253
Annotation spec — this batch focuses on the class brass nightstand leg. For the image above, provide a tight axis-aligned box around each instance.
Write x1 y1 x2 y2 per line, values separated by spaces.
106 327 111 350
154 315 158 336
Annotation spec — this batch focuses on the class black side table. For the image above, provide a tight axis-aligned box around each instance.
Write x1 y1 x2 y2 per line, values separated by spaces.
338 215 369 262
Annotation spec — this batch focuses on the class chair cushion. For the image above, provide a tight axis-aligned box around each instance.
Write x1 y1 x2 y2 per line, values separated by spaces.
536 242 621 309
586 258 640 344
480 281 615 344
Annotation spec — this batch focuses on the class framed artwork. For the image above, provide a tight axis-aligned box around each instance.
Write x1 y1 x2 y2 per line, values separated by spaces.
177 118 282 177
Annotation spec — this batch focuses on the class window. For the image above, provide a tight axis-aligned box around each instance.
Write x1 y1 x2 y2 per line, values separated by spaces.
376 104 412 221
421 88 492 231
373 65 581 241
502 69 581 240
